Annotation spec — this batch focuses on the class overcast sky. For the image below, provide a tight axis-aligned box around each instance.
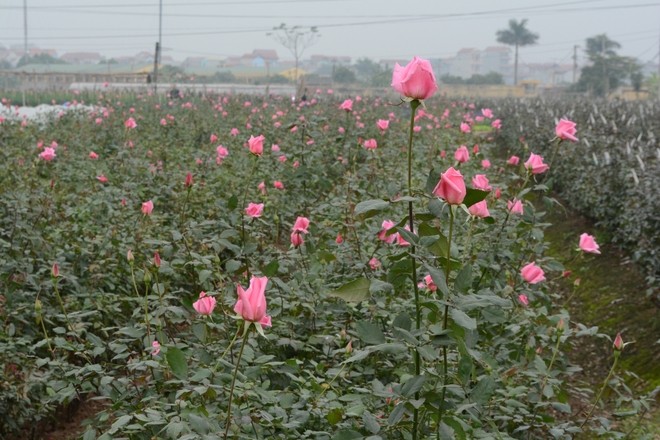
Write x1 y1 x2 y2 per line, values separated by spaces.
1 0 659 66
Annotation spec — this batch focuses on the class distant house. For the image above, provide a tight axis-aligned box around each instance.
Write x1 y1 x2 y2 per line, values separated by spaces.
60 52 102 65
308 54 351 70
249 49 278 68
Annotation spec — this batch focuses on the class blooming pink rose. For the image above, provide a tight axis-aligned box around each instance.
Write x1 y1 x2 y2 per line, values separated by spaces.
245 202 264 218
124 117 137 129
89 151 99 159
271 144 280 152
39 147 56 161
433 167 466 205
491 119 502 129
507 155 520 166
248 134 265 156
521 262 545 284
518 294 529 306
454 145 470 163
378 220 397 244
141 200 154 216
273 181 284 190
507 199 523 214
481 108 494 119
468 200 490 218
578 233 600 254
525 153 549 174
391 56 438 100
481 159 491 169
363 138 377 151
292 216 310 234
210 133 218 143
555 118 578 142
234 276 271 327
369 257 381 270
377 119 389 131
193 291 216 315
471 174 491 191
339 99 353 112
290 231 304 247
216 145 229 159
460 122 471 133
230 127 239 136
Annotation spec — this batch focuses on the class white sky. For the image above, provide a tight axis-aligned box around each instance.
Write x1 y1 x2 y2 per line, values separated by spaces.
1 0 659 65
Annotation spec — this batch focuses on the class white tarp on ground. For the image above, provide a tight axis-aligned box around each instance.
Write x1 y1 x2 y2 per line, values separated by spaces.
0 102 96 121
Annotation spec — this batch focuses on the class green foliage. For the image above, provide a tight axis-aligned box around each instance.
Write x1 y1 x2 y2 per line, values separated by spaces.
332 66 357 84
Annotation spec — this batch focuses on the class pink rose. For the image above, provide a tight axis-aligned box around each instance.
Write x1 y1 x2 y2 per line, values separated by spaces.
290 231 304 247
491 119 502 130
507 155 520 166
210 133 218 143
481 159 491 169
468 200 490 218
578 233 600 254
363 138 377 151
89 151 99 159
433 167 466 205
124 117 137 129
454 145 470 163
185 172 193 187
424 274 437 292
141 200 154 216
377 119 389 131
391 56 438 100
521 262 545 284
471 174 491 191
507 199 523 215
273 181 284 190
555 118 578 142
39 147 56 161
335 233 344 244
378 220 397 244
151 340 161 356
481 108 493 119
518 294 529 306
245 202 264 218
248 134 265 156
230 128 239 136
524 153 549 174
613 333 623 351
369 257 381 270
339 99 353 112
96 175 108 183
193 291 216 315
460 122 471 133
292 216 310 234
234 276 271 327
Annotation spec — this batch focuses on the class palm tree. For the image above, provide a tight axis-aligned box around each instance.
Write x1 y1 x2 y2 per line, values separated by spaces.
496 19 539 85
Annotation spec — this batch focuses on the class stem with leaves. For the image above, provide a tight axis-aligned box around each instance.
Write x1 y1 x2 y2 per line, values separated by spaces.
580 351 620 430
223 325 251 439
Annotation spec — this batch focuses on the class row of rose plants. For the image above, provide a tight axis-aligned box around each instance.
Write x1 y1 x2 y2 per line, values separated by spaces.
0 59 653 439
490 96 659 291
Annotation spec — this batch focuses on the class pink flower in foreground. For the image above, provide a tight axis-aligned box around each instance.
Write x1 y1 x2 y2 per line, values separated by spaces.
234 276 271 327
555 118 578 142
245 202 264 218
124 117 137 129
141 200 154 216
377 119 389 131
339 99 353 112
521 262 545 284
151 340 161 356
193 291 216 315
248 134 265 156
454 145 470 163
471 174 491 191
292 216 310 234
433 167 466 205
363 138 377 151
391 56 438 100
525 153 549 174
578 233 601 254
468 200 490 218
507 155 520 166
39 147 56 161
507 199 523 215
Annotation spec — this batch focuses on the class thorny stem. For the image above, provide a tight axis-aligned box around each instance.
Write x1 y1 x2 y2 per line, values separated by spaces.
580 352 620 430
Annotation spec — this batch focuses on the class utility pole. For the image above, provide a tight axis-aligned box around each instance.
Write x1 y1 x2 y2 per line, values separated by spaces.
153 0 162 94
22 0 27 106
572 45 579 84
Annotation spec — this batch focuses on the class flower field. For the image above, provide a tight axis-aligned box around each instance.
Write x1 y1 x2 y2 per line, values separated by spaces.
0 61 657 439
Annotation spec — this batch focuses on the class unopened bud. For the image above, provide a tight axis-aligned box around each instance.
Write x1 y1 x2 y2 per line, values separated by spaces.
127 249 134 263
613 333 624 351
51 263 60 278
143 270 152 284
185 172 193 188
562 270 572 278
556 318 565 332
573 278 581 287
153 251 161 268
345 340 353 354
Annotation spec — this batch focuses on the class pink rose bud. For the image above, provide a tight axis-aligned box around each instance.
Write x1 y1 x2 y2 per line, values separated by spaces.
193 291 216 316
376 119 389 131
471 174 491 191
612 333 623 351
248 134 265 156
335 233 344 244
473 144 480 154
440 150 446 158
185 172 193 188
369 257 381 270
390 56 438 100
578 233 601 254
507 199 523 215
378 220 397 244
424 274 437 292
518 294 529 306
521 262 545 284
245 202 264 218
433 167 466 205
494 188 502 199
557 318 566 332
151 340 161 356
290 231 304 247
454 145 470 163
507 155 520 166
481 159 491 169
524 153 549 174
153 251 161 267
51 263 60 278
363 138 377 151
89 151 99 159
273 181 284 190
292 216 310 234
141 200 154 216
555 118 578 142
468 200 490 218
234 276 271 327
210 133 218 143
127 249 134 262
339 99 353 112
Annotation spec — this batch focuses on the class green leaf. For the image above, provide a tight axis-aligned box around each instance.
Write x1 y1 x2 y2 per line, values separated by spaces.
454 264 473 293
227 194 238 210
392 313 412 331
387 259 413 290
387 402 406 426
443 416 467 440
166 347 188 380
328 277 370 302
396 226 418 246
425 167 442 194
363 411 381 434
471 376 497 404
354 199 389 218
262 260 279 277
450 308 477 331
462 188 490 208
110 415 132 432
369 279 393 294
355 321 386 345
198 269 212 284
428 198 446 218
332 430 362 440
326 408 343 426
400 375 426 397
192 323 207 343
425 265 450 296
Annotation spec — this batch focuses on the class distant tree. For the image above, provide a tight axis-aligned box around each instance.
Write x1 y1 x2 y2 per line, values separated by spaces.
466 72 505 85
0 59 12 69
17 53 66 67
332 65 356 84
268 23 319 83
440 75 465 85
159 65 185 81
574 34 639 97
496 19 539 85
354 57 382 81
